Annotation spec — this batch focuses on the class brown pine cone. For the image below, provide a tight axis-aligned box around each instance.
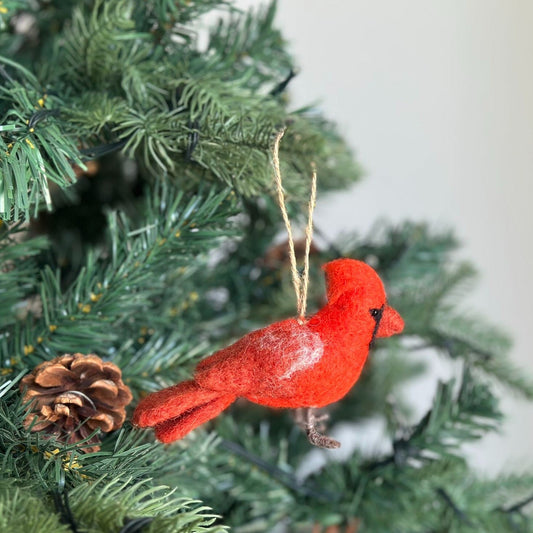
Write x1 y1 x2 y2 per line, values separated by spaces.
262 238 320 269
20 353 133 453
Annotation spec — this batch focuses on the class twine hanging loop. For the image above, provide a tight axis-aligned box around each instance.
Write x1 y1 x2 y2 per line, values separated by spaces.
271 129 318 324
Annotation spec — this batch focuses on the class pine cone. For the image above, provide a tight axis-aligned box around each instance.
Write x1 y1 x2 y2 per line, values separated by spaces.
262 238 320 269
20 353 133 453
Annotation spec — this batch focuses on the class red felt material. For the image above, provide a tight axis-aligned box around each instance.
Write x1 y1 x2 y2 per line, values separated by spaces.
133 259 404 442
133 380 225 428
154 394 236 443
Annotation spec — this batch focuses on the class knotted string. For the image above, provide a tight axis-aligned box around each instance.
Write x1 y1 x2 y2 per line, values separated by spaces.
271 128 318 324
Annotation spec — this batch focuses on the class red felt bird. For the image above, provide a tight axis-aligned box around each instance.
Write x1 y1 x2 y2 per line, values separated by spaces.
133 258 404 445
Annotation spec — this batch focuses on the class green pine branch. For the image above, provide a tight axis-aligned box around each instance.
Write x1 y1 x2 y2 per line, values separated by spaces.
205 0 293 92
0 58 84 220
142 0 231 29
294 369 525 531
0 220 47 329
394 367 501 462
0 481 71 533
0 184 237 373
1 0 360 218
0 373 226 532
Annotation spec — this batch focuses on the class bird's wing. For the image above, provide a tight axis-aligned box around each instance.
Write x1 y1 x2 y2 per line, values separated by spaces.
194 318 324 396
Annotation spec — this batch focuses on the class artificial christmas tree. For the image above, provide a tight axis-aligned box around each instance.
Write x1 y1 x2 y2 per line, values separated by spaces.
0 1 532 531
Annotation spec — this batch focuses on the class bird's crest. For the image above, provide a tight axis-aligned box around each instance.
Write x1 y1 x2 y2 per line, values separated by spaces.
322 259 385 304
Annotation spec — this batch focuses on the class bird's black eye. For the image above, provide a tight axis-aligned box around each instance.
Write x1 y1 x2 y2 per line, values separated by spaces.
370 308 380 317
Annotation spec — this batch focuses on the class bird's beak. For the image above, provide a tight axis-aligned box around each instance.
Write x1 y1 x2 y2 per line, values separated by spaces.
376 305 404 338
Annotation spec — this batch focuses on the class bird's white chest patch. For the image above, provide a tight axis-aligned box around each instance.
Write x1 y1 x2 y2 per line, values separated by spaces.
259 327 324 379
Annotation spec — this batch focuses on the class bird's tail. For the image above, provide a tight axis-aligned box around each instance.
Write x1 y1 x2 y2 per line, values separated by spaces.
133 380 236 443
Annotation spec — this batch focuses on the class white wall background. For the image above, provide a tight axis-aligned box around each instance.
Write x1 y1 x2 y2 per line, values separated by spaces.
235 1 533 475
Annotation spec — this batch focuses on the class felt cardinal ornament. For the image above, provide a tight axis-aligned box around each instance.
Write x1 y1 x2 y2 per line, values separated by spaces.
133 258 404 446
